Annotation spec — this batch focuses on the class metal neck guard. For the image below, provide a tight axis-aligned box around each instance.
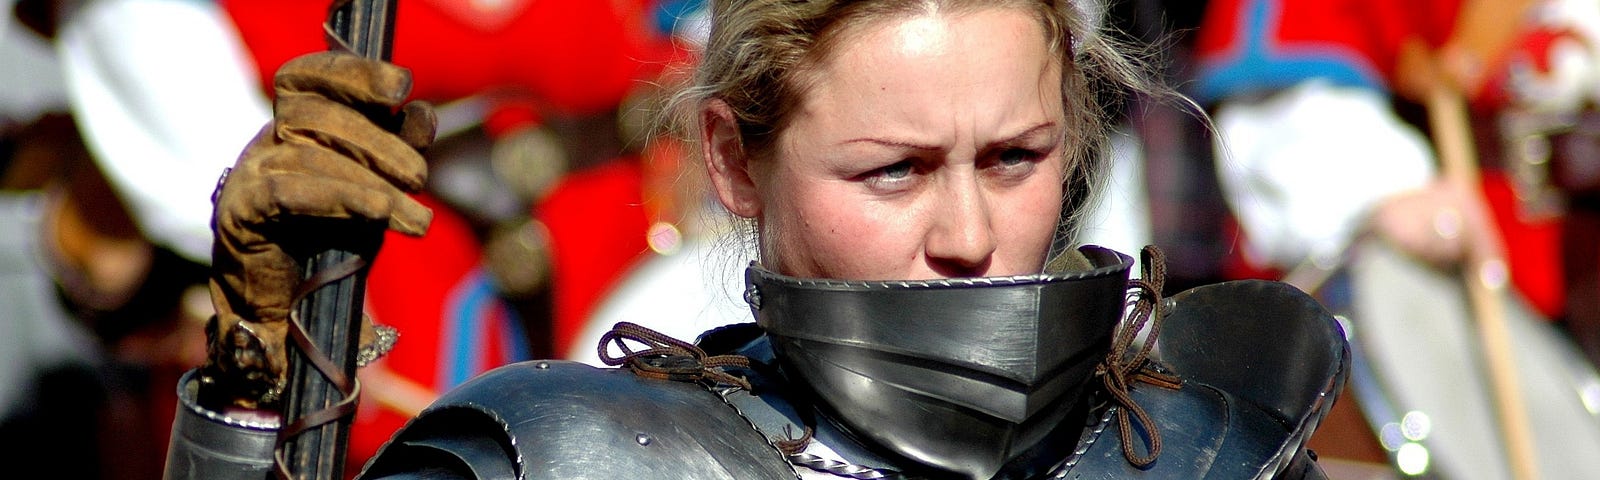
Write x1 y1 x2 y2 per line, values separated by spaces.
743 245 1133 479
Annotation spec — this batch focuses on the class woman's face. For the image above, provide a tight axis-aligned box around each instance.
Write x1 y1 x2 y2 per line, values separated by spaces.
713 7 1068 280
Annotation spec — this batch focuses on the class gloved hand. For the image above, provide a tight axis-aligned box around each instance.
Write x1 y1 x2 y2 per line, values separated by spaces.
199 52 436 411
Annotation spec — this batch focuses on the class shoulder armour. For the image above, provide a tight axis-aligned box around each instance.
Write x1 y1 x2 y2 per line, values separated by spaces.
360 361 798 480
1057 280 1348 479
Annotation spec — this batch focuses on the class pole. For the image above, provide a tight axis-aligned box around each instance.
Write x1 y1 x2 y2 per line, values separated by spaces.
274 1 399 478
1425 84 1540 480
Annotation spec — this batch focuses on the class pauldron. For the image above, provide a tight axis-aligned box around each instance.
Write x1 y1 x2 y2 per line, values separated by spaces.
351 247 1347 479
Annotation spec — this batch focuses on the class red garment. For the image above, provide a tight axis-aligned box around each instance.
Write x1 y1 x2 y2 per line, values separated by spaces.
1481 172 1566 317
356 193 527 468
222 0 681 117
1193 0 1461 100
1474 18 1600 110
534 157 651 356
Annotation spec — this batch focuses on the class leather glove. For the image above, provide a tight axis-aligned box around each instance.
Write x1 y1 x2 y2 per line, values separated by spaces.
199 51 436 411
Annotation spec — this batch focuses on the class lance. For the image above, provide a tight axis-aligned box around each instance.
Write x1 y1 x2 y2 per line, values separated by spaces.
274 0 401 478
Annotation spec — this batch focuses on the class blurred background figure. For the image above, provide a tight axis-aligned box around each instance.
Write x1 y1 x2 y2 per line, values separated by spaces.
20 0 720 475
1193 0 1600 478
568 0 770 363
3 1 210 477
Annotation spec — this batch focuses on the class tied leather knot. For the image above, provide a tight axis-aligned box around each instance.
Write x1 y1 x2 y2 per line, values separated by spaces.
774 425 815 456
599 321 754 391
1097 245 1183 468
272 255 368 480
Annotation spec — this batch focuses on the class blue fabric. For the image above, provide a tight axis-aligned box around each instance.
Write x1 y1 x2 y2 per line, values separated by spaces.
1193 0 1386 102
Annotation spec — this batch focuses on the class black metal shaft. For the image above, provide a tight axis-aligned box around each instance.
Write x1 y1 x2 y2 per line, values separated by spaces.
280 251 368 480
277 1 399 479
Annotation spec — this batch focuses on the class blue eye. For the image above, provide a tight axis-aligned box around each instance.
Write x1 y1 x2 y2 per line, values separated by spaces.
859 159 919 192
986 148 1043 183
879 160 914 179
998 148 1038 166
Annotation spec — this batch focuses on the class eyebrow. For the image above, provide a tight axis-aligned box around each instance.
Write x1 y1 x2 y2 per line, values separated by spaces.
840 122 1058 150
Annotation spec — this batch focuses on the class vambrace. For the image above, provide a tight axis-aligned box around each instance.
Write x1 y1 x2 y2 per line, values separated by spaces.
163 369 280 480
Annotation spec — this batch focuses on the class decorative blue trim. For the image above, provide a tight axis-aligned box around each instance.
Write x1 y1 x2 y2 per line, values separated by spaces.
1193 0 1387 102
441 269 498 388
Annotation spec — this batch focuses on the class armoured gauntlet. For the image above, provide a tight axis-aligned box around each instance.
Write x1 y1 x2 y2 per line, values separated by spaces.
200 52 436 412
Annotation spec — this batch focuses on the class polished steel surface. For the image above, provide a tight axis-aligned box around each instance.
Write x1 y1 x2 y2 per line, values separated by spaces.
162 370 280 480
361 361 799 479
749 245 1134 479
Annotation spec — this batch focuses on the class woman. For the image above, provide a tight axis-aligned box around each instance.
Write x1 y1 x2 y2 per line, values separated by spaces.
170 1 1348 478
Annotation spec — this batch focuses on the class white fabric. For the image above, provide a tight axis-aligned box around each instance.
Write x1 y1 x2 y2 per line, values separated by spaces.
1077 126 1151 268
567 234 751 365
1213 81 1436 268
57 0 270 264
0 0 68 124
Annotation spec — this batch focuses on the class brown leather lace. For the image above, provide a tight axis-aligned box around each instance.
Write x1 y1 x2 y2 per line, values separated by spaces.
1097 245 1183 468
597 323 818 454
598 321 754 390
272 255 369 480
773 424 816 456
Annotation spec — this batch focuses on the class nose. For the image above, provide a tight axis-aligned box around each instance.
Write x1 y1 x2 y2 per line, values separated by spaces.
924 175 997 277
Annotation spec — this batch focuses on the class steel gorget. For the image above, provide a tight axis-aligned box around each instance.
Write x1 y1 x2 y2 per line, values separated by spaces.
744 245 1133 479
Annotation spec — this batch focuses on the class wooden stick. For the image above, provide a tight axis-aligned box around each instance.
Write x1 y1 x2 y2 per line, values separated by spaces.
1425 85 1540 480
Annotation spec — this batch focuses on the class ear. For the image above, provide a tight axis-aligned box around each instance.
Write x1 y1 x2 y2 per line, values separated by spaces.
702 99 762 218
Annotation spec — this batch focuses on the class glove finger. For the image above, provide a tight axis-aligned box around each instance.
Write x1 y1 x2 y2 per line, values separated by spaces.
255 141 415 205
256 146 432 233
249 171 434 236
276 92 428 192
274 51 412 109
398 101 436 150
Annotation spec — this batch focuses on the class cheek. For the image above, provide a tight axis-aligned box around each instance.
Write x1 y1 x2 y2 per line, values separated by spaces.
1027 176 1066 230
769 192 904 278
998 168 1067 256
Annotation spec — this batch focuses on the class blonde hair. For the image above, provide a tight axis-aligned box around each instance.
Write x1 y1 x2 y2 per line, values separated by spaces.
659 0 1177 260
